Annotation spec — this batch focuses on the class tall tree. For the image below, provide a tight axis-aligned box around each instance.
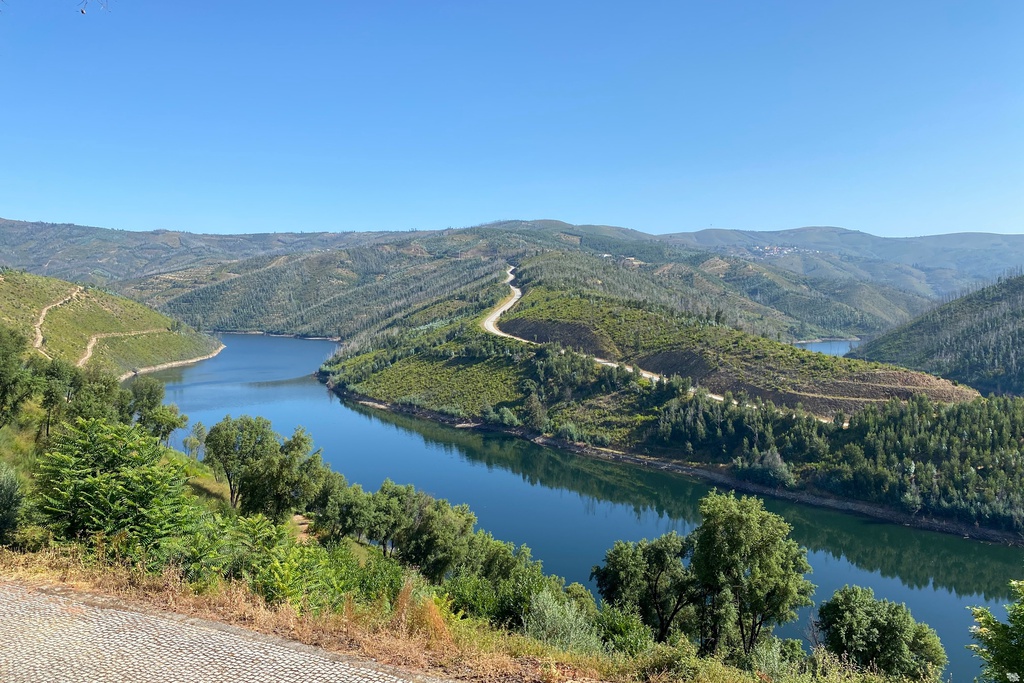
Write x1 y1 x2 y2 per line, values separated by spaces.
689 491 814 656
182 421 207 460
237 426 326 521
817 585 947 681
591 531 691 642
204 415 279 508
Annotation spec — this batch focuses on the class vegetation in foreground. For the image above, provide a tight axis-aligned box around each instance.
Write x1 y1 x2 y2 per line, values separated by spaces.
5 327 1009 683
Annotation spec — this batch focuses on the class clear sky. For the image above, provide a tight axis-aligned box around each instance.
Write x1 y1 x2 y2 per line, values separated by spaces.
1 1 1020 237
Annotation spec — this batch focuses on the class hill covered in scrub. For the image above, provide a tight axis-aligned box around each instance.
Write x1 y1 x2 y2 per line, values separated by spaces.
0 217 407 284
0 269 219 378
500 254 974 416
850 273 1024 395
110 225 934 344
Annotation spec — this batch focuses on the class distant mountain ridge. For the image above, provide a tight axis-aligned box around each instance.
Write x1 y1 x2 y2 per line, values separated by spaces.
0 218 407 283
2 217 1022 296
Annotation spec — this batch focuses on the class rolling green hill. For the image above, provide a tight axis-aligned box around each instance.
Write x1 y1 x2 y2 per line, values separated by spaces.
0 269 220 378
0 217 409 284
322 267 1024 535
501 255 975 416
110 226 932 345
850 273 1024 395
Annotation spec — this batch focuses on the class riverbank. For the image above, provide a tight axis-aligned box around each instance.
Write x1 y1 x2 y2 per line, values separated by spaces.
325 380 1024 548
118 343 226 382
211 329 342 342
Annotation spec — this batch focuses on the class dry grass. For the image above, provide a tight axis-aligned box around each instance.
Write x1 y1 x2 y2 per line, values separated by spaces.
0 547 613 683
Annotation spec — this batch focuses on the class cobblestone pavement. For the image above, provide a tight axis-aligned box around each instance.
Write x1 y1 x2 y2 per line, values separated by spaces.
0 582 437 683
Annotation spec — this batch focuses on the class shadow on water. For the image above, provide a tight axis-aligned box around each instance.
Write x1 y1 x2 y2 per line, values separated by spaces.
346 401 1021 603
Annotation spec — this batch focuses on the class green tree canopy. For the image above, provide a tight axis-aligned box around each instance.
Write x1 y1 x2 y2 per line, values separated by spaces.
817 585 947 681
969 580 1024 683
237 426 326 521
591 531 691 642
689 491 814 656
204 415 280 508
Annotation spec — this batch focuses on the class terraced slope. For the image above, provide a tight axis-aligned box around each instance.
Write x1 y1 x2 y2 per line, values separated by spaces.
0 270 220 378
851 273 1024 395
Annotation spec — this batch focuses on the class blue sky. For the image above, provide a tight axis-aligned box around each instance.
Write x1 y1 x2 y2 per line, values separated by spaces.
1 1 1020 237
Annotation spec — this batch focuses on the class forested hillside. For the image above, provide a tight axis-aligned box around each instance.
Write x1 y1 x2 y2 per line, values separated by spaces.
113 226 933 343
318 262 1024 536
657 226 1024 296
851 273 1024 395
4 217 1019 336
114 229 573 341
0 217 408 283
0 269 219 378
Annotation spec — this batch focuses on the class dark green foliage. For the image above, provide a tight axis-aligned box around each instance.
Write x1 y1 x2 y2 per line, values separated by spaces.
445 531 559 629
688 492 814 657
969 580 1024 683
238 427 326 521
0 461 24 543
310 474 373 543
205 415 328 520
0 325 35 428
593 493 813 659
817 585 947 681
36 418 193 561
591 532 692 642
596 605 655 656
204 415 281 509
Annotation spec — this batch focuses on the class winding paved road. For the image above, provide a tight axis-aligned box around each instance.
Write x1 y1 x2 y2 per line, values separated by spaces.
0 582 438 683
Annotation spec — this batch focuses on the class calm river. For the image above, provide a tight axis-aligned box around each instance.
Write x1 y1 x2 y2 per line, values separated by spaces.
152 334 1023 681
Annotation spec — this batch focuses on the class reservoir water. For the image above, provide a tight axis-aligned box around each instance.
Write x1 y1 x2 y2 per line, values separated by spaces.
153 334 1023 681
793 339 861 356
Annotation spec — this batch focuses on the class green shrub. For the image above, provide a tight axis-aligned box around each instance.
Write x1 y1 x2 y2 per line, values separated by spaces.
0 461 24 543
597 604 654 657
36 418 194 564
524 587 603 654
969 579 1024 683
817 585 946 681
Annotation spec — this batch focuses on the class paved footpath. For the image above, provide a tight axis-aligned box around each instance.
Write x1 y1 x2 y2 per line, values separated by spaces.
0 582 438 683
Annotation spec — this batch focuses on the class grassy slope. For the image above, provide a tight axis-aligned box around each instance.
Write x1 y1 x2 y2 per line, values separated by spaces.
0 270 219 376
501 280 975 416
513 249 931 342
851 274 1024 395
